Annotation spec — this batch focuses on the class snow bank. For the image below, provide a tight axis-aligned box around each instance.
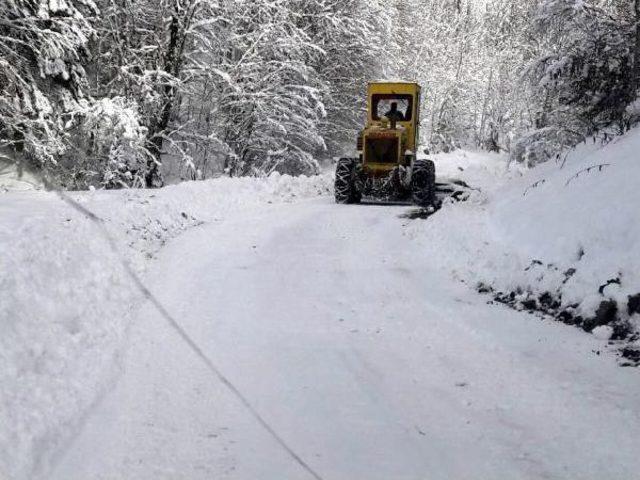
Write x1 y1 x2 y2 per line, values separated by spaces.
0 172 332 480
0 197 137 480
409 128 640 342
490 131 640 319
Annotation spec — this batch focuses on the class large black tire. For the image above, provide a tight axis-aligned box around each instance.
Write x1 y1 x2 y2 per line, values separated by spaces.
334 158 361 204
411 159 436 207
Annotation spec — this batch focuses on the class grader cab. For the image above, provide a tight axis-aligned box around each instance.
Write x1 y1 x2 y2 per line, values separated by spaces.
334 81 436 207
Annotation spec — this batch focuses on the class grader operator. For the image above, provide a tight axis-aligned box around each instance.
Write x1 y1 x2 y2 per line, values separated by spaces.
334 81 436 207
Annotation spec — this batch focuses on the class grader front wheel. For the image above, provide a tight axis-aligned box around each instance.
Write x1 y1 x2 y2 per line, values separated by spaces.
411 159 436 207
334 158 361 204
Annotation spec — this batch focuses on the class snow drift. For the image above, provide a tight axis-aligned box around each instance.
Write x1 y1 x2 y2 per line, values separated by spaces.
0 172 332 480
415 127 640 346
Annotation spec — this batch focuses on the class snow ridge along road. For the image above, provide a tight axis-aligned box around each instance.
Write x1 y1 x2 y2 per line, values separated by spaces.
0 172 333 480
50 197 640 480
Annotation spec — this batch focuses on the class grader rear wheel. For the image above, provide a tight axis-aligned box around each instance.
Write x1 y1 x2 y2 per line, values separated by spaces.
411 159 436 207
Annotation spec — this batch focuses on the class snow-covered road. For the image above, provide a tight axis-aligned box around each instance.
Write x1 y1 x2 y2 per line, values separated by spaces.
50 197 640 480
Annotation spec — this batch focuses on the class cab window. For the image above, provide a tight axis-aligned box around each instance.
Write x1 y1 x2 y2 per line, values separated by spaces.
371 94 413 121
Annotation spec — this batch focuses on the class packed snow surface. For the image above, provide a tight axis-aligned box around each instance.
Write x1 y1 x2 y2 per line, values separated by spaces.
2 128 640 479
48 198 640 480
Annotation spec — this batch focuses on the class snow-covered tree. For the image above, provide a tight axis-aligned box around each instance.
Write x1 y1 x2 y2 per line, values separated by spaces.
388 0 640 162
5 0 639 186
390 0 512 152
199 0 327 176
54 97 150 189
517 0 638 164
0 0 96 169
307 0 392 157
91 0 229 186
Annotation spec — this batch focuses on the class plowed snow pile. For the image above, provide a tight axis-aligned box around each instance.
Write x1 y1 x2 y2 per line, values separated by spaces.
414 127 640 344
0 173 332 480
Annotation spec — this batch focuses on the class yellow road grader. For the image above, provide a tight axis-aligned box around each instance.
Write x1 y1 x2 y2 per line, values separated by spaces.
334 81 437 207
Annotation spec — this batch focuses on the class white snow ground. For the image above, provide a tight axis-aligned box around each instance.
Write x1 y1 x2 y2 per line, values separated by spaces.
47 199 640 480
2 128 640 479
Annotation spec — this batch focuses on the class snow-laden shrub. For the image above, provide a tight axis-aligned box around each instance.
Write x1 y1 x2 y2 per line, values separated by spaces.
48 98 149 189
511 127 584 167
83 98 149 189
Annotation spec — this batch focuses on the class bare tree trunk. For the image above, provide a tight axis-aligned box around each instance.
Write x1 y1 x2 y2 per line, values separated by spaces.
145 0 197 187
145 7 181 188
479 68 494 147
